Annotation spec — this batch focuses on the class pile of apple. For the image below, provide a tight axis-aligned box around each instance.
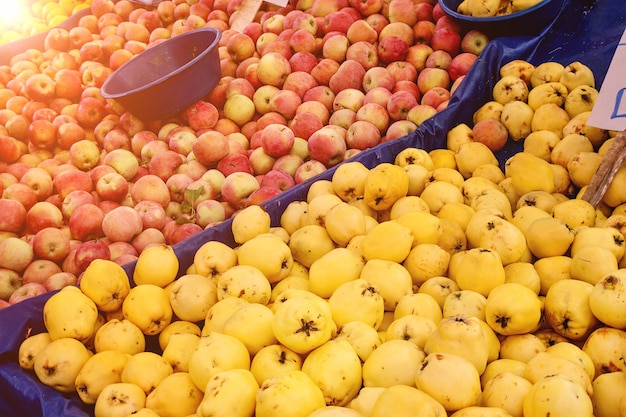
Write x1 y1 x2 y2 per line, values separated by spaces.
18 129 626 416
0 0 93 45
0 0 490 308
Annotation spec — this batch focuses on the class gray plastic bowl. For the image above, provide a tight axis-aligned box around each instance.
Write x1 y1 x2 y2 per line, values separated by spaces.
438 0 565 38
100 28 222 121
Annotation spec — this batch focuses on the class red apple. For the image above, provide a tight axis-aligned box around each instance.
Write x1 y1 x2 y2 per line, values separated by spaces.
22 259 62 285
0 199 27 232
9 282 47 305
101 205 144 242
220 171 260 209
294 159 327 184
61 189 97 220
386 90 419 120
346 120 382 150
68 203 105 241
134 200 168 230
147 149 184 181
25 201 63 234
74 239 112 273
193 130 230 167
431 28 461 56
32 226 71 263
217 153 254 177
131 174 170 208
44 272 78 292
95 172 129 202
472 118 509 152
307 126 347 167
449 52 478 81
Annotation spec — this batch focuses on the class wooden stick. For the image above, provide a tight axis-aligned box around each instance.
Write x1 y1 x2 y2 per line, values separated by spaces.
581 130 626 207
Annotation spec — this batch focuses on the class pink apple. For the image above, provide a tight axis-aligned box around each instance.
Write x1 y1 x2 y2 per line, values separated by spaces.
183 178 218 209
260 124 296 158
25 201 63 234
364 87 393 108
406 43 434 72
387 0 418 26
95 171 129 203
406 103 438 126
168 222 203 245
102 128 131 153
44 272 78 292
220 171 260 210
68 203 105 241
165 173 195 203
140 140 169 165
348 0 383 16
32 226 71 263
289 111 324 140
472 118 509 152
0 237 34 273
269 89 302 120
329 108 357 130
356 102 390 134
147 149 184 181
431 28 461 56
386 90 419 121
435 14 461 32
131 130 158 157
377 36 409 65
131 228 166 253
185 100 219 132
192 130 230 167
134 200 168 230
421 86 451 109
195 199 226 228
0 268 23 301
413 20 436 45
130 174 170 208
272 154 305 178
449 52 478 81
384 119 418 141
346 120 382 150
20 167 54 201
311 58 341 86
217 153 254 177
322 33 349 63
385 61 418 83
23 259 63 285
9 282 47 305
246 185 283 206
345 40 379 70
425 50 452 70
260 169 296 191
108 240 138 261
282 71 319 100
414 2 434 21
417 67 451 94
289 51 319 73
61 189 96 220
167 125 197 156
303 85 336 111
333 87 365 112
365 13 389 34
3 183 38 212
461 30 490 56
362 66 395 92
307 126 347 167
177 160 209 181
393 80 421 101
294 160 327 184
52 168 94 200
101 205 144 242
329 59 366 93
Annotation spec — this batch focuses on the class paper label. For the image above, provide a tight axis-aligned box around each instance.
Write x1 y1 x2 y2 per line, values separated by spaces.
587 28 626 131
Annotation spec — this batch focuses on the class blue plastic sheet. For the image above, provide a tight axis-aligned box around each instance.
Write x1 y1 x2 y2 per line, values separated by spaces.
0 1 625 415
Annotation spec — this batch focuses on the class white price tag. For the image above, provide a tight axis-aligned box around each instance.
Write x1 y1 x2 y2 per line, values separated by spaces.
587 28 626 131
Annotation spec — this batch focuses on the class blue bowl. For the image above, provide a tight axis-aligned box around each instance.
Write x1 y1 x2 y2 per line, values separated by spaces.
438 0 565 38
100 27 222 121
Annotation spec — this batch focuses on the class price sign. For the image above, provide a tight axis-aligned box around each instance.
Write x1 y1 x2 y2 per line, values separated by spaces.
587 28 626 131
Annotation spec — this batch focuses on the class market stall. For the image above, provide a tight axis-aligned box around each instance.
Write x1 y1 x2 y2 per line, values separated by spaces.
0 0 625 415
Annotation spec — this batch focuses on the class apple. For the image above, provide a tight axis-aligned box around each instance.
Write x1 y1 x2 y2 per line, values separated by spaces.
415 2 434 21
0 268 23 301
20 166 54 201
75 96 108 129
166 126 196 156
333 87 365 112
431 28 461 56
384 119 418 141
217 153 254 177
283 71 319 100
426 50 452 70
294 159 327 184
386 61 418 83
248 147 278 176
362 66 395 92
348 0 383 16
131 228 166 253
44 272 78 292
257 52 291 87
68 203 105 241
406 103 438 126
61 188 97 220
220 171 260 209
387 0 418 26
386 90 419 121
272 154 305 178
472 118 509 152
346 120 382 150
0 236 33 274
421 86 451 109
130 174 170 209
28 119 57 150
289 51 319 73
365 13 389 35
103 149 140 181
166 173 195 203
147 149 184 181
9 282 47 305
289 111 325 140
311 58 341 86
95 172 129 203
377 36 409 65
177 160 208 181
417 67 451 94
101 205 144 243
195 199 227 227
260 169 296 191
260 124 296 158
25 201 63 234
22 259 63 285
461 30 490 55
32 226 71 263
406 43 434 72
329 108 357 130
393 80 421 100
168 222 203 245
356 102 390 133
322 33 350 63
364 86 393 108
308 126 347 167
303 85 336 111
270 89 302 120
24 73 56 103
0 199 27 233
448 52 478 81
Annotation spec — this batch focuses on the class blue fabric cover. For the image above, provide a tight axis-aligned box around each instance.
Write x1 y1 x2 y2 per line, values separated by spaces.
0 1 624 415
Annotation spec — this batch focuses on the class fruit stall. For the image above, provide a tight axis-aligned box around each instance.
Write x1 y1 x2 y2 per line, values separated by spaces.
0 0 626 416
